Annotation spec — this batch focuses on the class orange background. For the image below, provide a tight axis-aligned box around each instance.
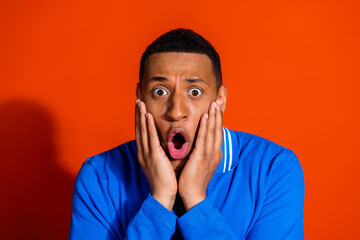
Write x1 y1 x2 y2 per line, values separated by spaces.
1 0 359 239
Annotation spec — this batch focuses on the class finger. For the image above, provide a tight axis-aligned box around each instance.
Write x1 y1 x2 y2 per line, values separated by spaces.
206 102 217 150
135 99 143 160
194 113 208 152
216 99 225 113
146 112 161 154
139 101 149 155
214 100 223 156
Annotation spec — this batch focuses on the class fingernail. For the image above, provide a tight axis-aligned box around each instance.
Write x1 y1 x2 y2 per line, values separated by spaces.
145 113 148 118
214 102 219 110
205 113 209 119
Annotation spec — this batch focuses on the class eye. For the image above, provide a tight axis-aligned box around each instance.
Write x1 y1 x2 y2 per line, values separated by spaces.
189 88 202 97
154 88 168 96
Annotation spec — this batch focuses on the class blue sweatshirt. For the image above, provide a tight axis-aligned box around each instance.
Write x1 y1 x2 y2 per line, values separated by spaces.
69 128 304 239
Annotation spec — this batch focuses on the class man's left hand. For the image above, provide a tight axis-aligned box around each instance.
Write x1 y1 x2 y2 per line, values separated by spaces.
178 100 224 211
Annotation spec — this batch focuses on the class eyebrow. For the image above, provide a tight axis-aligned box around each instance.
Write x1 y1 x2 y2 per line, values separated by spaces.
184 78 209 86
148 76 209 86
148 76 168 82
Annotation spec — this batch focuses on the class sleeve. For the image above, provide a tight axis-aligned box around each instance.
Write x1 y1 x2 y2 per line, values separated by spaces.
246 151 305 240
125 195 177 239
69 161 177 240
177 198 238 240
177 151 304 240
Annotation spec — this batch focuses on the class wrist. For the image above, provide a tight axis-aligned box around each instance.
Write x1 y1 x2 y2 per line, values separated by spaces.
152 193 176 211
180 193 206 211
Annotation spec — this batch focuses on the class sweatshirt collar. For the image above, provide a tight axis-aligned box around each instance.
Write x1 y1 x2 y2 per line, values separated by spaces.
215 127 235 174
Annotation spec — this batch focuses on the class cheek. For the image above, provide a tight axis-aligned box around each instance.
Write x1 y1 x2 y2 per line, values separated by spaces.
192 99 211 114
146 105 162 127
145 98 161 116
145 100 167 140
188 102 210 125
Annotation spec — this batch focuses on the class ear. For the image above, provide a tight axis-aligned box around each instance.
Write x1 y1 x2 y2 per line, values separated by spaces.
216 84 227 111
136 83 142 100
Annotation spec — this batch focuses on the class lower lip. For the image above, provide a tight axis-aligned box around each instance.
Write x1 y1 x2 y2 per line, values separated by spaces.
167 141 190 160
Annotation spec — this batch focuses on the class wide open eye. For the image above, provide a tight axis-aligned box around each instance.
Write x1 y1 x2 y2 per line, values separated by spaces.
189 88 202 97
154 88 168 96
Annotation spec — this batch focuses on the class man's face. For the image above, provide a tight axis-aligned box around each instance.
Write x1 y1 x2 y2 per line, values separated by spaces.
137 52 226 172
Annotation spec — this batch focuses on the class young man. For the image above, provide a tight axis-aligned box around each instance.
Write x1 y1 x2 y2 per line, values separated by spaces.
69 29 304 239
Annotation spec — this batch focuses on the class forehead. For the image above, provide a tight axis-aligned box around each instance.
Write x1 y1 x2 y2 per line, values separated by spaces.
143 52 216 86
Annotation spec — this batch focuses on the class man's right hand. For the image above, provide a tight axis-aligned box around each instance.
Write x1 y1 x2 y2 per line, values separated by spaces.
135 99 177 211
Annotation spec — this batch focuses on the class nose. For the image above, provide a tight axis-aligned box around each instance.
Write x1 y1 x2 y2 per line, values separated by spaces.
166 91 188 121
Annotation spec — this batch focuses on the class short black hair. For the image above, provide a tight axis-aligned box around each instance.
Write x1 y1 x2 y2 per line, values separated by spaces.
139 28 222 88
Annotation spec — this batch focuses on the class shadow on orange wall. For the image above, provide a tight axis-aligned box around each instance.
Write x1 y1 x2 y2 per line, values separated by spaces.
0 99 75 239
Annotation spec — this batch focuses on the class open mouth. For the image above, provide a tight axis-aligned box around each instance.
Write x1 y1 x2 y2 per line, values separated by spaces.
167 129 190 160
173 133 186 149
